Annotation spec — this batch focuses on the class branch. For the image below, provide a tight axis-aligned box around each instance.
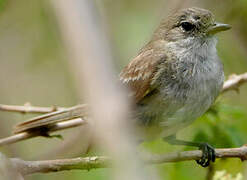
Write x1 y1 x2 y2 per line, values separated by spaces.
0 153 24 180
222 73 247 93
51 0 149 179
0 118 86 146
0 103 66 114
11 145 247 176
12 156 110 176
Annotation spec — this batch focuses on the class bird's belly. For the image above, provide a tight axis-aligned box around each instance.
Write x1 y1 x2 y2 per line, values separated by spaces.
136 55 223 140
159 92 214 137
136 78 221 140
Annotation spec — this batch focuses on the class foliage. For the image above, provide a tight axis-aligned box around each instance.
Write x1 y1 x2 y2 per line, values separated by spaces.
213 170 243 180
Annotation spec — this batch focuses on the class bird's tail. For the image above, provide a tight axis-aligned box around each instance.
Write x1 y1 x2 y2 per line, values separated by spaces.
13 104 88 134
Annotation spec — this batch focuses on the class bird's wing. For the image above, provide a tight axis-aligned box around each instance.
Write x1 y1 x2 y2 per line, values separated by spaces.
13 43 166 134
13 104 88 134
120 48 165 103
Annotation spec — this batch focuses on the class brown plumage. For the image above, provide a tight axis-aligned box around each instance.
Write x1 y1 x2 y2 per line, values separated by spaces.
13 7 225 135
119 41 167 103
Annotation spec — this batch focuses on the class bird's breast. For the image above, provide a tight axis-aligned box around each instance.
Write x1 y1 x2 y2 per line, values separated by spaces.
136 39 224 139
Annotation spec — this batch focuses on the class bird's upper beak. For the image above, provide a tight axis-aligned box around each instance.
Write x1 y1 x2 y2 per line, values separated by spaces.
207 22 231 35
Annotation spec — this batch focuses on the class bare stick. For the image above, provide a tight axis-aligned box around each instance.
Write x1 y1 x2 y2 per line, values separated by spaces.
0 133 34 146
10 145 247 176
0 153 24 180
0 118 85 146
222 72 247 93
50 0 154 179
0 103 66 114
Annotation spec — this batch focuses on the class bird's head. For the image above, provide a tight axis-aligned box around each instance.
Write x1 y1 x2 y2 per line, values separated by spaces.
153 7 231 42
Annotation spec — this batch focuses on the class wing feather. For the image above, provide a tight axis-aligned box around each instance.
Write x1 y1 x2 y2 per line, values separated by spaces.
120 47 166 103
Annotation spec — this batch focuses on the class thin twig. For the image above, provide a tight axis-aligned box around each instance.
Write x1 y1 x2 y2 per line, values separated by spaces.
222 73 247 93
0 103 66 114
0 118 85 146
51 0 152 179
11 145 247 176
0 153 24 180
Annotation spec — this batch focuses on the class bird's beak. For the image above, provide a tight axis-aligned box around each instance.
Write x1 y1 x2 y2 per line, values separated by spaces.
207 22 231 35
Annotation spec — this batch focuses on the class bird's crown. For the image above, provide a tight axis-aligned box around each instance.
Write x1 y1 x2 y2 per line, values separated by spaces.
153 7 230 42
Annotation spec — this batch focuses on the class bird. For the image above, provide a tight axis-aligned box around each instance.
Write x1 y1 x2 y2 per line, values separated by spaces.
13 7 231 167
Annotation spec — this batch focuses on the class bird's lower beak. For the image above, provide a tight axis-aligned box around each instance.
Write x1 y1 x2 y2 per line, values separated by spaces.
207 22 231 35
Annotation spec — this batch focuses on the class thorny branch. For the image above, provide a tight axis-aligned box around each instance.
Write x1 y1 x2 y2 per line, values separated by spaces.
9 145 247 176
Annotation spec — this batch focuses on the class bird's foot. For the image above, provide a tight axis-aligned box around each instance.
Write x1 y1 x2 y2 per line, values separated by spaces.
196 143 215 167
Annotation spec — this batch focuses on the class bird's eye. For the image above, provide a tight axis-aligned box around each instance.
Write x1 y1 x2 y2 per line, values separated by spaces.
180 22 195 31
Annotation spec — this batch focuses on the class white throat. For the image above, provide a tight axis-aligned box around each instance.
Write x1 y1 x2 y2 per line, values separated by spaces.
166 36 218 61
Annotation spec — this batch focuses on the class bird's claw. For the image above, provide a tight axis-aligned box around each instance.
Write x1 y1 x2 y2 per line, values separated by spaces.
196 143 215 167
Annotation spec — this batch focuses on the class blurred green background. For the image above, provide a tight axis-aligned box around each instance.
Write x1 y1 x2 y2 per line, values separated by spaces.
0 0 247 179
